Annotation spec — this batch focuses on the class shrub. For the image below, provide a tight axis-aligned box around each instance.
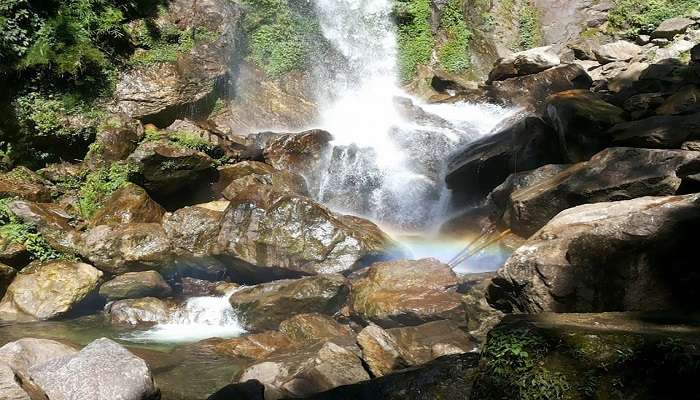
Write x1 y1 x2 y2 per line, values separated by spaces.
169 131 215 153
608 0 699 37
395 0 435 83
438 0 472 73
78 162 134 217
517 1 542 50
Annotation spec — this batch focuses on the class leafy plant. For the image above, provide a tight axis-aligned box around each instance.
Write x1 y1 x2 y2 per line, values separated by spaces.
395 0 435 83
438 0 472 73
128 16 218 66
517 1 542 50
608 0 699 37
169 131 215 153
0 198 62 261
78 162 134 217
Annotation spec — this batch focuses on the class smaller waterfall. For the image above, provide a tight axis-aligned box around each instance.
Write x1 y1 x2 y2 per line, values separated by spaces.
121 291 246 343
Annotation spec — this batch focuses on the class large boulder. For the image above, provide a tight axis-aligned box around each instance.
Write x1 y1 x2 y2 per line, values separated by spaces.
235 340 369 400
0 363 30 400
84 117 143 169
221 170 309 202
29 338 159 400
503 148 700 236
489 194 700 313
656 85 700 116
349 259 465 328
445 114 563 202
652 17 696 39
263 129 333 192
545 90 626 162
488 46 560 82
0 261 102 321
98 271 172 301
0 168 52 202
211 161 297 197
162 205 222 256
105 297 174 326
5 200 81 254
357 320 475 377
610 113 700 148
229 275 349 331
80 223 173 275
90 184 165 226
489 164 571 217
128 140 215 198
594 40 641 63
217 190 392 281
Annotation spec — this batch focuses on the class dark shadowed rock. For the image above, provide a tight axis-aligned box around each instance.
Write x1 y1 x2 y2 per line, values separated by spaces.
545 89 626 162
229 275 349 331
503 147 700 236
489 194 700 313
180 277 237 296
208 380 265 400
460 272 503 344
489 164 571 215
80 223 173 275
91 184 166 226
99 271 172 301
610 112 700 148
349 259 464 328
0 168 52 202
488 46 560 82
0 237 29 270
84 118 143 169
0 263 16 299
446 113 563 202
105 297 174 326
0 261 102 321
29 338 159 400
656 85 700 115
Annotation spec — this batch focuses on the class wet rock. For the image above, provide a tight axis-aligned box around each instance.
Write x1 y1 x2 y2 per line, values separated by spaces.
214 331 293 360
445 114 563 202
6 200 81 254
485 64 592 115
163 205 222 256
211 161 277 196
84 118 143 169
229 275 349 331
90 184 165 226
610 112 700 148
221 170 308 202
106 297 174 325
29 337 159 400
0 168 52 202
236 340 369 400
545 90 626 162
0 261 103 321
489 164 571 215
357 320 474 377
656 85 700 115
488 46 561 82
504 147 700 237
653 17 696 39
489 194 700 313
302 353 479 400
278 313 353 343
128 140 215 197
99 271 172 301
180 277 237 296
594 41 641 63
349 259 464 328
263 129 333 192
218 191 392 280
80 223 173 275
0 263 16 299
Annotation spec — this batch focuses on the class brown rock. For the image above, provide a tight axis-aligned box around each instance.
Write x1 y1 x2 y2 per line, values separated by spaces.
6 200 81 254
0 168 52 202
105 297 174 326
84 117 143 169
263 129 333 191
90 184 165 226
99 270 172 301
278 313 353 343
610 112 700 148
656 85 700 116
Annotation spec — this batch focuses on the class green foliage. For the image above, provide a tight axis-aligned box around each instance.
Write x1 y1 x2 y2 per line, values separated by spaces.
517 1 542 50
608 0 699 37
242 0 324 77
438 0 471 73
0 198 62 262
395 0 435 83
15 93 103 139
169 131 215 153
78 162 134 217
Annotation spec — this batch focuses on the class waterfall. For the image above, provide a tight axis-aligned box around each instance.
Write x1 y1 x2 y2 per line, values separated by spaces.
310 0 516 232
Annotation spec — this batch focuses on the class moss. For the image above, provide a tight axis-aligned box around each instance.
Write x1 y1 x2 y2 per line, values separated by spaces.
608 0 699 38
395 0 436 83
438 0 472 73
516 1 542 50
0 198 62 262
78 162 134 218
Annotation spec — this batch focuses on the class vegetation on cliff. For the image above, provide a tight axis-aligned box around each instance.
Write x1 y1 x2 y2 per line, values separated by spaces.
608 0 699 37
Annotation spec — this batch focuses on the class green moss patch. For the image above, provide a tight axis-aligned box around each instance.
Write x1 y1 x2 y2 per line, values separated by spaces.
0 198 62 262
395 0 436 83
438 0 472 73
608 0 699 38
78 163 135 218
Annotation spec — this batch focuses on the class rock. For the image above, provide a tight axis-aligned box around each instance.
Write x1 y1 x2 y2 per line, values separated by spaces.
488 46 561 82
221 169 309 202
622 92 668 119
208 380 265 400
503 147 700 236
608 62 650 92
217 191 392 281
653 39 696 63
0 263 16 299
80 223 173 275
229 275 349 331
656 85 700 115
692 43 700 64
653 17 696 39
29 337 159 400
460 272 503 344
0 338 77 390
263 129 333 192
0 261 102 321
128 140 215 198
0 168 52 202
636 34 651 45
278 313 352 343
485 64 593 115
445 114 563 202
37 162 83 185
349 259 464 328
180 277 237 296
5 200 81 254
682 140 700 151
99 271 171 301
357 320 475 377
610 112 700 148
236 340 369 399
90 184 165 226
84 117 143 169
301 353 479 400
0 236 29 270
162 205 222 256
545 90 626 162
214 330 294 360
490 194 700 313
594 41 642 63
489 164 571 215
105 297 173 325
211 161 278 196
0 363 30 400
472 313 700 400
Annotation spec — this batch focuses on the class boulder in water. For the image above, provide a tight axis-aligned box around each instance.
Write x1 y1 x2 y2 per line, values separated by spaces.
488 46 561 82
0 261 103 321
489 194 700 313
29 337 159 400
349 259 465 328
90 184 166 227
229 275 349 331
105 297 175 326
99 271 172 301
